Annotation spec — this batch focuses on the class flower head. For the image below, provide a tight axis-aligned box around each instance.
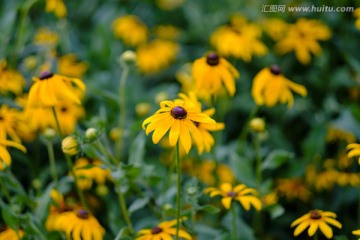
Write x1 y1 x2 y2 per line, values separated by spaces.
112 15 148 46
347 143 360 164
204 183 262 210
262 18 289 41
0 226 24 239
142 99 216 153
192 52 239 98
291 209 342 239
0 139 26 170
0 105 21 142
354 8 360 30
0 60 25 95
252 65 307 108
27 71 85 108
276 18 331 64
136 218 191 240
276 178 311 202
33 27 59 47
57 54 88 78
45 0 67 18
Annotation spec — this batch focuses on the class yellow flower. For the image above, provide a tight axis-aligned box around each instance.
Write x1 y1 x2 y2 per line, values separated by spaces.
306 165 338 192
211 15 267 61
276 18 331 64
136 39 179 74
262 192 278 207
0 105 21 142
33 27 59 46
72 158 111 190
45 0 67 18
58 54 88 78
0 139 26 170
0 226 24 240
353 229 360 239
195 160 234 186
135 102 152 117
0 60 25 95
154 25 181 40
53 102 85 135
347 143 360 164
337 172 360 187
156 0 185 10
142 99 215 153
112 15 148 46
62 136 79 156
204 183 262 210
291 209 342 239
355 8 360 30
136 218 191 240
252 65 307 108
54 208 105 239
327 126 356 144
192 52 239 98
262 18 289 41
27 71 85 108
276 178 311 202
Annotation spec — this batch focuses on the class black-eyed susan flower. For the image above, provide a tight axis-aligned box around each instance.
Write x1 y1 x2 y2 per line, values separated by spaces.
136 39 179 74
57 54 88 78
0 139 26 170
204 183 262 210
354 8 360 30
136 218 191 240
0 226 24 239
53 208 105 240
192 52 239 98
337 171 360 187
306 165 338 192
276 178 311 202
275 18 331 65
252 65 307 108
262 18 289 41
0 60 25 95
211 15 267 62
291 209 342 239
53 101 85 135
27 71 85 108
112 15 148 46
347 143 360 164
45 0 67 18
0 105 21 142
327 126 356 144
33 27 59 47
154 25 181 40
142 99 215 153
195 160 234 186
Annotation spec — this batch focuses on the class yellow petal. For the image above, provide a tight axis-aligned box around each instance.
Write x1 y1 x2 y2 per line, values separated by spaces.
294 221 310 236
221 197 232 209
318 221 333 239
169 120 180 146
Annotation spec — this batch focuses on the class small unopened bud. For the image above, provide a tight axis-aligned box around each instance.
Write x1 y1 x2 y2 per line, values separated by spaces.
135 102 151 117
249 118 266 133
120 50 137 66
62 136 79 156
187 186 197 196
155 92 168 104
85 128 99 141
96 184 109 196
43 128 57 141
32 179 42 189
109 128 122 142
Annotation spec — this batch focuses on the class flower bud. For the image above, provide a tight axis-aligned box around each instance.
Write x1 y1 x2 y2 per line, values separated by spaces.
249 118 266 133
120 50 137 66
85 128 99 141
62 136 79 156
43 128 57 141
109 128 122 142
96 184 109 196
135 102 151 117
155 91 168 104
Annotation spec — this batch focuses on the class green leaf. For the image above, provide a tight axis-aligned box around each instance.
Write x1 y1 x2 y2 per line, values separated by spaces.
114 227 132 240
261 150 294 170
128 132 146 167
198 204 220 214
268 204 285 219
128 197 149 215
81 143 99 158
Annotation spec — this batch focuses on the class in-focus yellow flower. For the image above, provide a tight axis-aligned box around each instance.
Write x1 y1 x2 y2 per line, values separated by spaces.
276 18 331 65
54 208 105 239
136 218 191 240
142 99 215 153
192 52 239 98
211 15 267 61
291 209 342 239
0 105 21 142
136 39 179 74
62 136 79 156
0 60 25 95
33 27 59 46
204 183 262 210
112 15 148 46
27 71 85 108
72 158 111 190
0 226 24 240
276 178 311 202
262 18 289 41
354 8 360 30
0 139 26 170
45 0 67 18
252 65 307 108
58 54 88 78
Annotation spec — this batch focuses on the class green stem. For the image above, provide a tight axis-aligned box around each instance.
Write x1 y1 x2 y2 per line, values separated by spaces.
0 177 11 203
254 134 262 188
116 184 133 235
175 142 181 240
116 64 130 160
358 186 360 226
96 140 118 166
238 106 259 155
231 204 237 240
46 140 58 184
314 233 318 240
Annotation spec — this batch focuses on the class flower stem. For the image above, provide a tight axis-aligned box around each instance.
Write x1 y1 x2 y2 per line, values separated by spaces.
238 106 259 155
51 107 89 210
115 184 134 235
314 233 319 240
254 134 262 188
46 139 58 184
231 204 237 240
116 64 130 161
175 141 181 240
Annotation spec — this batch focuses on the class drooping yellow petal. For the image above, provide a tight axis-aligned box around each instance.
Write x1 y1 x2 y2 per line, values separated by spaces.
221 197 232 209
318 221 333 239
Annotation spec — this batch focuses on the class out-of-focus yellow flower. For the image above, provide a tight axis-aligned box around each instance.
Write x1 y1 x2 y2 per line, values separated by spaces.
262 18 289 41
72 158 111 190
347 143 360 164
353 8 360 30
0 139 26 171
109 128 122 142
211 15 267 62
262 192 278 207
306 165 338 192
135 103 152 117
46 190 74 231
27 71 85 108
155 92 169 104
0 226 24 239
61 136 79 156
337 172 360 187
33 27 59 47
136 218 191 240
327 126 356 144
136 39 179 74
0 105 22 142
249 117 265 133
0 60 25 95
192 52 239 98
204 183 262 210
45 0 67 18
291 209 342 239
112 15 148 46
53 102 85 135
155 0 185 11
276 178 311 202
195 160 234 186
252 65 307 108
154 25 181 40
353 228 360 239
276 18 331 65
57 54 88 78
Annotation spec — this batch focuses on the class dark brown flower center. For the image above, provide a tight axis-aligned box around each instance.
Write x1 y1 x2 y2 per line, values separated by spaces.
171 106 187 119
39 71 54 80
206 53 220 66
227 191 236 197
76 209 90 219
270 65 281 75
60 107 68 112
0 115 3 121
309 210 321 220
151 226 163 234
